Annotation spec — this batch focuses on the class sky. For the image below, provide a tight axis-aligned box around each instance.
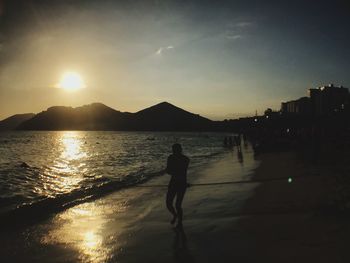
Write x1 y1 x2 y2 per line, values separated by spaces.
0 0 349 120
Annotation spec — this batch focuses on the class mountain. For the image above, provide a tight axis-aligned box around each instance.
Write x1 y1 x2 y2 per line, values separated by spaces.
0 113 35 131
132 102 213 131
16 102 215 131
17 103 130 130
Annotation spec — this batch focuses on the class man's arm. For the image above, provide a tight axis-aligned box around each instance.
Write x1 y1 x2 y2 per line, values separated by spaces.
165 156 173 175
186 156 190 187
185 156 190 170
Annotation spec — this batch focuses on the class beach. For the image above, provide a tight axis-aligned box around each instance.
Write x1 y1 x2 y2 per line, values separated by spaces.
1 147 350 263
1 1 349 262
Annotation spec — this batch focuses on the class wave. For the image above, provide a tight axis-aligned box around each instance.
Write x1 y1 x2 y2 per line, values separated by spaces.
0 168 166 229
0 133 224 229
0 154 224 229
191 151 224 159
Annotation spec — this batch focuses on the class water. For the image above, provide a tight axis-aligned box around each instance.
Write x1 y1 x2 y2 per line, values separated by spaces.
0 131 226 214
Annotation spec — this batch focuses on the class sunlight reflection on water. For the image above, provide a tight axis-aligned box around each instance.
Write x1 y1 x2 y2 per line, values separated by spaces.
39 131 88 197
61 132 87 161
0 131 225 211
41 199 131 263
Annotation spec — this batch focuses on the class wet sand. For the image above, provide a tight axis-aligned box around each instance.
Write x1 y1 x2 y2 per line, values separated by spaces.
1 147 350 262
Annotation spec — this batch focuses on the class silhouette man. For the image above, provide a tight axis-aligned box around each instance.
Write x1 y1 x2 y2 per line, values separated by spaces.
166 143 190 228
237 150 244 164
235 135 242 152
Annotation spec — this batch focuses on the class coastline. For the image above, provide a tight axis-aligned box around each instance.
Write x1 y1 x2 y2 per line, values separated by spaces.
1 147 349 262
0 147 257 262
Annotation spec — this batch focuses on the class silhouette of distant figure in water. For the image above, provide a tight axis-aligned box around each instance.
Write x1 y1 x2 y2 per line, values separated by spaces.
237 150 244 164
166 143 190 228
234 135 242 152
223 137 228 147
242 133 248 148
228 136 233 148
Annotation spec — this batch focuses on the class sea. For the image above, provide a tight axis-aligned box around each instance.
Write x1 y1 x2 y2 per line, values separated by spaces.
0 131 227 215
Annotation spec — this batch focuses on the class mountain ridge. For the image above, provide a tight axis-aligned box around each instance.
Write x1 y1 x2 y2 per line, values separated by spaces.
1 102 215 131
0 113 36 131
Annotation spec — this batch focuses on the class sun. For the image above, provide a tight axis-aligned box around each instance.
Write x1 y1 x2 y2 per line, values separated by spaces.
58 71 85 91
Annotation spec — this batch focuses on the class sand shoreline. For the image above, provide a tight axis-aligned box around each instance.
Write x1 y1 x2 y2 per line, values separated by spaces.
1 147 350 262
231 151 348 263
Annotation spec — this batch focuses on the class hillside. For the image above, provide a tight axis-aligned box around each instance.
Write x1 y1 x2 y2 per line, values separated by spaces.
132 102 212 131
15 102 215 131
17 103 129 130
0 113 35 131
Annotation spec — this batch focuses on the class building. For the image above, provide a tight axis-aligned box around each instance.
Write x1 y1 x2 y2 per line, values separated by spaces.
281 84 349 116
309 84 349 115
264 108 280 119
281 97 311 115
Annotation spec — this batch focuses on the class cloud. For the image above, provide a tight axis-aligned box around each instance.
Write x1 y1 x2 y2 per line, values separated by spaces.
155 45 174 55
224 21 253 41
226 34 243 40
226 21 254 29
236 22 253 28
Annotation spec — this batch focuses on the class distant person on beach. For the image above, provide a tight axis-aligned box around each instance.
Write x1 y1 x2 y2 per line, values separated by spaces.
235 135 242 152
237 150 244 163
166 143 190 228
224 137 228 147
228 136 233 148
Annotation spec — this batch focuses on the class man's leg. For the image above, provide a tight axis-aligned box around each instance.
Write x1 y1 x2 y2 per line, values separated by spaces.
166 186 177 224
175 186 187 227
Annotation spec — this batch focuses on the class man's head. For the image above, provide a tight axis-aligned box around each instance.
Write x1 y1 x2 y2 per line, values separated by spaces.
172 143 182 154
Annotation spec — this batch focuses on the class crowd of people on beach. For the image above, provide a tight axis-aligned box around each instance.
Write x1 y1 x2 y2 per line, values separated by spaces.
223 134 246 163
223 134 245 151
